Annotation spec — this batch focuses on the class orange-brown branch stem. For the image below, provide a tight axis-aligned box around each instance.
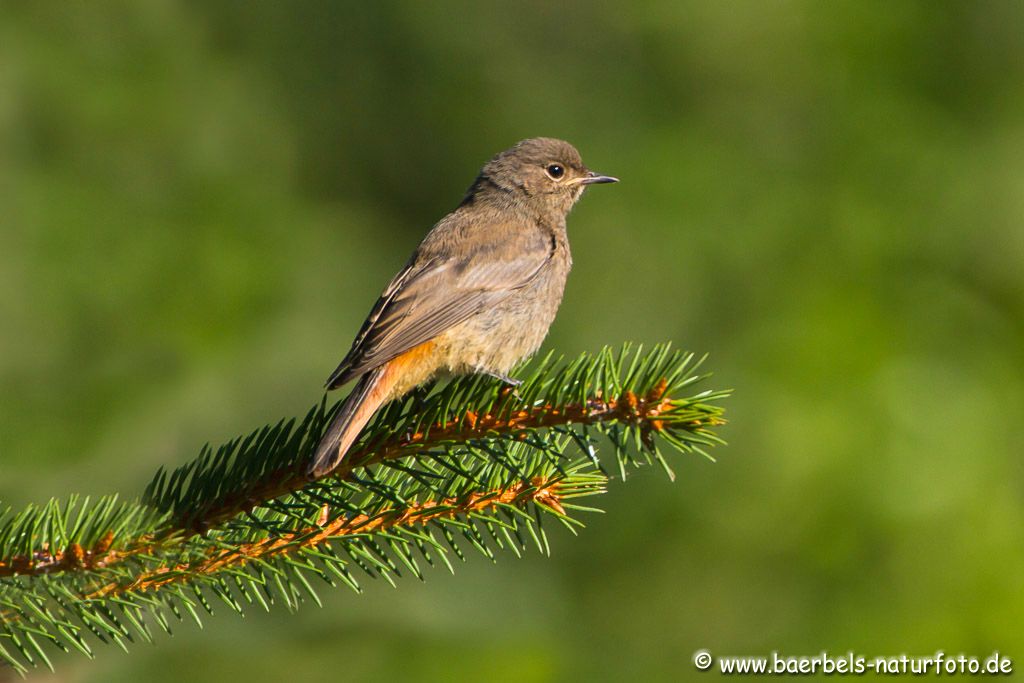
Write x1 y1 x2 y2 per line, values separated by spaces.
0 532 167 579
87 477 566 600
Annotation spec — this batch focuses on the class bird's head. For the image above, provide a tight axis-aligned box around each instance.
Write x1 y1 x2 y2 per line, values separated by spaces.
466 137 618 216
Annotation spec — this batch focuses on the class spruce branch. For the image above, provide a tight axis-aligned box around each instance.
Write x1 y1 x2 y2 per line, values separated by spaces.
0 344 728 674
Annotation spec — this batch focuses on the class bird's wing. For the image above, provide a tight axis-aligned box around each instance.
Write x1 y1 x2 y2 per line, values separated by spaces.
325 223 553 389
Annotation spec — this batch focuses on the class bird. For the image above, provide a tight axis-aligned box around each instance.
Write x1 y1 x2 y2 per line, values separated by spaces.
308 137 617 477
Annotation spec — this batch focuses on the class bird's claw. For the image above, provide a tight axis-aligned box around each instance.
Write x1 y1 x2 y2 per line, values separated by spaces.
484 371 523 399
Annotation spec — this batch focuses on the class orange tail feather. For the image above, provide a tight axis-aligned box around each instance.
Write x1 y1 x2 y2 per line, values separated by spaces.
309 367 391 477
309 340 438 478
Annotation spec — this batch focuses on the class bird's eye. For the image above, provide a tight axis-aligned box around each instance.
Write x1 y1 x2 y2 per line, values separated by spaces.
546 163 565 180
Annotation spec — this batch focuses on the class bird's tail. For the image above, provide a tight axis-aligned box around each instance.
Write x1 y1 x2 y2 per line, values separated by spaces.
309 367 389 478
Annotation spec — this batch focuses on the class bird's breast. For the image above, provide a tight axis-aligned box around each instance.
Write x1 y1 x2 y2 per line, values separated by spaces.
436 251 570 376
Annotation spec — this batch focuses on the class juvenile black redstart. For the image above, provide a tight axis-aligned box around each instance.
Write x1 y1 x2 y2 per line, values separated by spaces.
309 138 617 477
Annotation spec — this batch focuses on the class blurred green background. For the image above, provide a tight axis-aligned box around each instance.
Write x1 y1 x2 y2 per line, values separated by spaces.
3 1 1023 680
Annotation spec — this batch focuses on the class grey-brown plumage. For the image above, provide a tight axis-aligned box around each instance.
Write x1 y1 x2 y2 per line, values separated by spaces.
310 138 617 477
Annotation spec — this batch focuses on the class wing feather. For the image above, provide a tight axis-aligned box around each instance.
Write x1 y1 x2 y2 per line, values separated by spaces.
326 221 551 389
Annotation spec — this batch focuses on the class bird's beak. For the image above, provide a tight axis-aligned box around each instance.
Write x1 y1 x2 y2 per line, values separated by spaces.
578 170 619 185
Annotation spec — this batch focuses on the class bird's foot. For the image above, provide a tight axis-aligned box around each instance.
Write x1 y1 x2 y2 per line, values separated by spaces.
483 371 523 399
487 372 523 387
